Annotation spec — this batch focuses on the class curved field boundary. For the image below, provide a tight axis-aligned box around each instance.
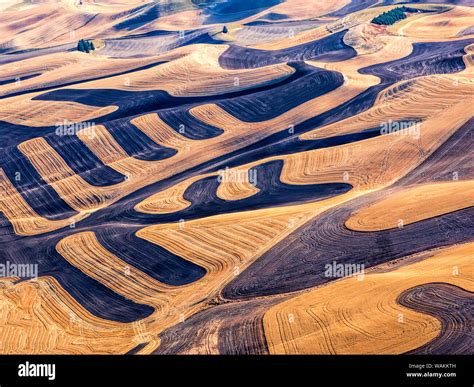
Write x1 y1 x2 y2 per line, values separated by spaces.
263 243 473 354
219 30 356 69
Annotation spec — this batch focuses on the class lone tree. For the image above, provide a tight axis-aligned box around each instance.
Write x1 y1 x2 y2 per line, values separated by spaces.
222 25 228 34
77 39 95 53
371 6 418 26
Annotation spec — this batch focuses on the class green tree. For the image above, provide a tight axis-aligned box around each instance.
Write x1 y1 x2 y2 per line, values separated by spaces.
77 39 95 53
77 39 86 52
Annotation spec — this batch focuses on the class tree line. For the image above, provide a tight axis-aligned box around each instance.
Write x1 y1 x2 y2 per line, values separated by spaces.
371 6 419 26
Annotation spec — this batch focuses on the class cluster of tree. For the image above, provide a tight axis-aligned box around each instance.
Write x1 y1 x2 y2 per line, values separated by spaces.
77 39 95 53
371 6 419 26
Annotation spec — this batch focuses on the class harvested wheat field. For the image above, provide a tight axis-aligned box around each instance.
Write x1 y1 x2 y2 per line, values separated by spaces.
0 0 472 358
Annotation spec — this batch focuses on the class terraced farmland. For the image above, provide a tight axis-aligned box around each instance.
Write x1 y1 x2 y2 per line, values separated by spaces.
0 0 472 355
